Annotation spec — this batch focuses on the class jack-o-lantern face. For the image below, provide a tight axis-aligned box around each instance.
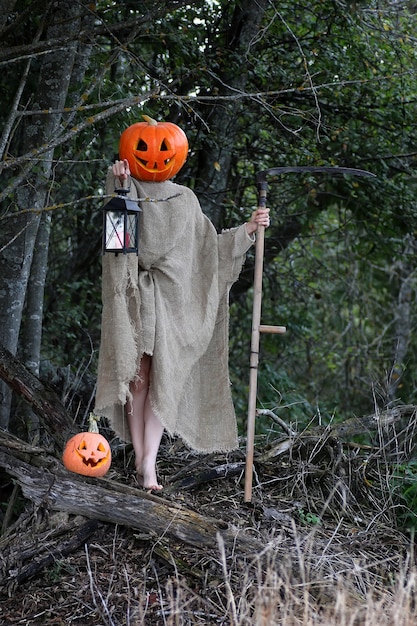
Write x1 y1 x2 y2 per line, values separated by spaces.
62 432 112 477
119 115 188 182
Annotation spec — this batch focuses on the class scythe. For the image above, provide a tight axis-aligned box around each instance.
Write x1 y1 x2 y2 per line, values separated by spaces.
244 166 376 503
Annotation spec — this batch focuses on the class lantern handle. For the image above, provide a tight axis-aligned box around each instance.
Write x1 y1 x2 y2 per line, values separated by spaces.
114 185 131 196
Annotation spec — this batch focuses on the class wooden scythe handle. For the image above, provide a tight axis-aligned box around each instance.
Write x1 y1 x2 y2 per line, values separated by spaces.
244 181 268 502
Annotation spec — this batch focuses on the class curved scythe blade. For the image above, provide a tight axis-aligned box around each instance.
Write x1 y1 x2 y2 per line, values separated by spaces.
257 166 376 183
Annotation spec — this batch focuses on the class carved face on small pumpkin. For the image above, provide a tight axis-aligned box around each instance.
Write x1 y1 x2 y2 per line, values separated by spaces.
118 116 188 182
62 432 112 477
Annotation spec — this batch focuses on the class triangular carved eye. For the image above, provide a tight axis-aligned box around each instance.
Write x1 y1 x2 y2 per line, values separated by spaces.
160 140 168 151
137 139 147 151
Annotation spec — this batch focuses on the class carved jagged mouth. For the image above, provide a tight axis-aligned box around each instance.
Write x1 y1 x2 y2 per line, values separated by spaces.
136 158 172 170
76 442 109 466
81 458 107 467
76 454 109 467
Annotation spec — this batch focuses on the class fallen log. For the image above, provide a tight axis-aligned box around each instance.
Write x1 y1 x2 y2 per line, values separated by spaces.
0 433 260 556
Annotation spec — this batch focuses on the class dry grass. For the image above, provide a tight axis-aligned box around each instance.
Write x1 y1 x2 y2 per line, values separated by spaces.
2 407 417 624
3 520 412 626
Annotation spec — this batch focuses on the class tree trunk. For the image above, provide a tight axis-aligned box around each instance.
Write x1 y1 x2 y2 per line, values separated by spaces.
2 517 100 588
0 1 82 428
195 0 268 225
388 234 417 402
20 211 52 441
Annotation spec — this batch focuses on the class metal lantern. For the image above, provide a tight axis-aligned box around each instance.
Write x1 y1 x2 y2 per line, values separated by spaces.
102 188 141 255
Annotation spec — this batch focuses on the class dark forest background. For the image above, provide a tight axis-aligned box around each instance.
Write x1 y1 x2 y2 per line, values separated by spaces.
1 0 417 443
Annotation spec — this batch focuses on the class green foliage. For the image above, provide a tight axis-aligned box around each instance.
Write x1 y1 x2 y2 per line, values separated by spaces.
390 461 417 532
45 560 76 583
298 508 322 526
2 0 417 434
42 277 101 367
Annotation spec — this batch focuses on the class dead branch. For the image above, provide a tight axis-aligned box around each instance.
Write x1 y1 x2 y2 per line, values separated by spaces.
258 405 417 461
0 345 75 447
4 519 100 589
166 461 245 492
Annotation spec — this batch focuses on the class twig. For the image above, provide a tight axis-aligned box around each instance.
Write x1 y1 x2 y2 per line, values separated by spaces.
0 88 159 183
6 519 100 587
217 532 238 625
0 19 44 161
85 543 117 626
1 483 19 535
0 192 181 223
256 408 297 436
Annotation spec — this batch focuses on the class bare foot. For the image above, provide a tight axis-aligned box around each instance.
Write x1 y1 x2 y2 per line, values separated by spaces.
145 483 163 492
136 467 163 491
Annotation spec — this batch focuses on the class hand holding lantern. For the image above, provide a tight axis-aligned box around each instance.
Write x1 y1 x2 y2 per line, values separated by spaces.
102 164 141 255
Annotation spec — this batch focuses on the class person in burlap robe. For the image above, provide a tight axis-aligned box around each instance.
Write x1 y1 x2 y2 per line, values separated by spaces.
95 159 270 490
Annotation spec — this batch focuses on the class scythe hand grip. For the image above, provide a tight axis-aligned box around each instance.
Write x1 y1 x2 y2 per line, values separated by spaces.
257 180 268 208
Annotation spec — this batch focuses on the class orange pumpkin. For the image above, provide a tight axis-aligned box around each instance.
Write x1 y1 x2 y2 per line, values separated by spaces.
119 115 188 182
62 414 111 477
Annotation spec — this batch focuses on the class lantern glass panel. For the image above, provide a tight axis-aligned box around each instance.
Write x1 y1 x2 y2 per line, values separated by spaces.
105 210 126 251
102 191 141 255
127 212 138 249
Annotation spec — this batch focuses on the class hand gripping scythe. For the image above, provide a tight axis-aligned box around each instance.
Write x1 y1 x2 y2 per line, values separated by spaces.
244 165 376 503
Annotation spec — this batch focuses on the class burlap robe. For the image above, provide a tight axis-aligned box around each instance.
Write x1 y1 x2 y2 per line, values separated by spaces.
95 171 255 452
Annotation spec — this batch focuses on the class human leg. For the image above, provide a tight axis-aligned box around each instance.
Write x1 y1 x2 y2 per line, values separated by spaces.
126 357 149 474
127 355 164 490
140 393 164 489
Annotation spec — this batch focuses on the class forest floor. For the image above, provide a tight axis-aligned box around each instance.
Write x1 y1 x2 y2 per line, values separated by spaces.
1 423 417 626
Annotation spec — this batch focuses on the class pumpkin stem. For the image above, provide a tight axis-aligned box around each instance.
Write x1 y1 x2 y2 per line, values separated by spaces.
88 412 101 433
142 114 158 126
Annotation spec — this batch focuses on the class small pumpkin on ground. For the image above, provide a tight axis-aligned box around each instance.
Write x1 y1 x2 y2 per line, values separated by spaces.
118 114 188 182
62 413 112 477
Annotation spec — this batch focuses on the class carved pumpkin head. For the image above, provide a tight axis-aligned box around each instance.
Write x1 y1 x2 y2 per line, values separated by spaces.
62 431 112 477
119 115 188 182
